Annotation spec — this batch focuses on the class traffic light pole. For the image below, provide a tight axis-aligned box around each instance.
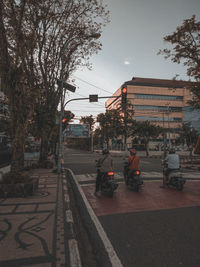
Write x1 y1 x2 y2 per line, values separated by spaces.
63 95 120 108
124 107 128 151
57 95 120 171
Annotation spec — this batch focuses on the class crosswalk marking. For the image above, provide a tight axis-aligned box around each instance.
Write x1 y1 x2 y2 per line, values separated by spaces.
75 171 200 184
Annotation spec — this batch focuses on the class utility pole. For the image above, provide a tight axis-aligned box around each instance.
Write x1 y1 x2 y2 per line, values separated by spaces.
167 105 171 148
163 110 166 158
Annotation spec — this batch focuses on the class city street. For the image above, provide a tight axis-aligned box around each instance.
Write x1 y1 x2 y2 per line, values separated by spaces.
64 148 200 267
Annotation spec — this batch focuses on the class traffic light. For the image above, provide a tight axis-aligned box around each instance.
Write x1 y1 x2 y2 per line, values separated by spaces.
121 86 127 105
62 117 68 130
62 117 67 123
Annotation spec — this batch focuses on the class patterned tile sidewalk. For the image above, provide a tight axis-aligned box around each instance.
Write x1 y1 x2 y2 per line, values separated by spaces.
0 169 75 267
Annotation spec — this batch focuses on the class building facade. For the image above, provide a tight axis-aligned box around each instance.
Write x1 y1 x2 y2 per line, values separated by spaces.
106 77 200 138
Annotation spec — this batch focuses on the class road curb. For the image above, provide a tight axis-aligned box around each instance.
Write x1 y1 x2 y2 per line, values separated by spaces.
66 168 123 267
62 171 82 267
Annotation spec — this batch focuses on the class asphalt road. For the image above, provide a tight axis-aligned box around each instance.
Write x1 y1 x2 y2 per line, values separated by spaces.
99 206 200 267
64 148 200 267
63 148 163 174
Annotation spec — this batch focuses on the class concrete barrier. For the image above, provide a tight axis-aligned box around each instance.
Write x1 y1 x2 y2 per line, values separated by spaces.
66 168 123 267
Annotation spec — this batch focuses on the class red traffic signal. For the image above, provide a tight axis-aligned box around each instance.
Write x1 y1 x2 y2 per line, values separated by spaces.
62 118 67 123
121 86 127 105
122 87 127 94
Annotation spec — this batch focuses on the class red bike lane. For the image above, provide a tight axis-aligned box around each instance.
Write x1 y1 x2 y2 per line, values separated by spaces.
82 181 200 267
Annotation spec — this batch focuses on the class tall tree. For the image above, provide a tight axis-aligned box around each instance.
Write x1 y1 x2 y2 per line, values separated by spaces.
28 0 109 163
80 115 95 131
0 0 109 179
96 110 123 146
131 121 163 157
181 123 198 154
158 15 200 109
0 0 41 177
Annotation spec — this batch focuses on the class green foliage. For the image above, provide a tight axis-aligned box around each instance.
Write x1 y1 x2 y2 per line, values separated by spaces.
131 121 163 142
0 0 110 174
158 15 200 109
80 115 95 131
130 121 163 156
180 123 198 147
96 110 124 141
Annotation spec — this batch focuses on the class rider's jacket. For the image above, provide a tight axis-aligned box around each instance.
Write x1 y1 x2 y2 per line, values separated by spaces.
166 153 180 169
128 155 139 170
97 154 113 173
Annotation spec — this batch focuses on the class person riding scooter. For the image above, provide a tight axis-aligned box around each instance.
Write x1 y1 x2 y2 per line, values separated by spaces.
161 148 180 188
94 149 113 196
124 149 140 184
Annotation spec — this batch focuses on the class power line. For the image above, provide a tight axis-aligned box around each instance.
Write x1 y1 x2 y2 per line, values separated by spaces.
72 75 113 94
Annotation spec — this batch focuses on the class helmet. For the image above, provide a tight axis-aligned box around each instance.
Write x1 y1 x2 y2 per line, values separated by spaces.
130 149 136 155
102 149 109 155
169 148 175 154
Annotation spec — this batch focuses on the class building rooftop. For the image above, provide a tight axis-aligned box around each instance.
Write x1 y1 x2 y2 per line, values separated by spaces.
124 77 189 88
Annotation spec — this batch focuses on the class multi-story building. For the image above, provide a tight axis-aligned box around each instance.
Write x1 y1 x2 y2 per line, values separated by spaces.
106 77 200 138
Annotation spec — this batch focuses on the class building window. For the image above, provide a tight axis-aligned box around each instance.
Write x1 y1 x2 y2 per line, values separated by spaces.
134 105 182 112
134 93 183 101
135 116 182 122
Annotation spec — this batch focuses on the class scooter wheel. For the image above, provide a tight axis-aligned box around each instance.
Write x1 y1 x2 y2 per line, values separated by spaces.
134 184 139 192
108 189 114 197
176 184 183 191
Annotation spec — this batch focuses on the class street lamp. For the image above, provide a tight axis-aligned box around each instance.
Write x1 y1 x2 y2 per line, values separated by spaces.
164 103 171 149
57 32 101 173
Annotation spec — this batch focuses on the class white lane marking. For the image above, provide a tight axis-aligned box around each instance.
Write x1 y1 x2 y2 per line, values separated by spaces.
68 239 82 267
64 193 70 203
66 210 74 223
76 172 200 183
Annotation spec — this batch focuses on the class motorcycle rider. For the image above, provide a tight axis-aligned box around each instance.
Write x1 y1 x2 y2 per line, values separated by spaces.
94 149 113 196
161 147 180 188
125 149 140 183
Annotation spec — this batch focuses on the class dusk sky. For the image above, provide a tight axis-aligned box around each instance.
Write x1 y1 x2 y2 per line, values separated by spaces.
67 0 200 122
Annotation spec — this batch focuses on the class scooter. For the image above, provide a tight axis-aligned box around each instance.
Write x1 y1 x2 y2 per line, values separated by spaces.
124 162 143 192
163 164 186 191
100 171 118 197
96 160 118 197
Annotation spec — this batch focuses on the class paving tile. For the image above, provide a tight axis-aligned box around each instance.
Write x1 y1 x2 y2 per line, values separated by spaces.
0 205 16 213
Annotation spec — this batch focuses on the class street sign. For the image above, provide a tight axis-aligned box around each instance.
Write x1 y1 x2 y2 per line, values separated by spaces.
89 94 98 102
57 79 76 92
64 124 90 138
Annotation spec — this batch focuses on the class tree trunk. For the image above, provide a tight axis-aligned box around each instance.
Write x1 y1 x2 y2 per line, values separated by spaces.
39 136 49 163
10 124 25 177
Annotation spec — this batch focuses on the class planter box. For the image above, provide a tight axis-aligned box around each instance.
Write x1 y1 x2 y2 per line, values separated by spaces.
0 178 39 198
